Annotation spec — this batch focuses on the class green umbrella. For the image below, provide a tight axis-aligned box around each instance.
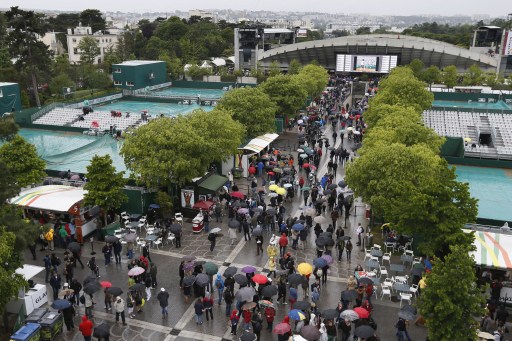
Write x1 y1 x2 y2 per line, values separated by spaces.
301 186 311 191
204 262 219 275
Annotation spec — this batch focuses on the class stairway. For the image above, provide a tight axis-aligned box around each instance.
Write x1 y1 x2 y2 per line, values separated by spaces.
479 115 491 133
465 125 478 142
494 127 505 147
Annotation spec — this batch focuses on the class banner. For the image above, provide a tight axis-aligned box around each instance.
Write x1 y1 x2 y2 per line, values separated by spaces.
181 188 195 208
503 31 512 55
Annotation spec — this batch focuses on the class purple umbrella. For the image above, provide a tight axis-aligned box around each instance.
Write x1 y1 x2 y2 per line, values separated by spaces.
238 208 249 214
183 261 195 271
241 265 256 273
322 254 334 265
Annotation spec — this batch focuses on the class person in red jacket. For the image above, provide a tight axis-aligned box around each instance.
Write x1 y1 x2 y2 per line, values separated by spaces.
242 309 252 331
265 306 275 331
79 315 93 341
278 233 288 258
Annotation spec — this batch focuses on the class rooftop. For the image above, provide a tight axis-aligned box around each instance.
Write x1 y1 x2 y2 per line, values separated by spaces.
0 82 17 86
113 60 164 66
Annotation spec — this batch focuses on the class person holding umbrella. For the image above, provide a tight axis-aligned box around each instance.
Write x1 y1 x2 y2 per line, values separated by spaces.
223 286 234 316
265 305 275 331
61 301 75 332
70 279 82 306
194 298 205 325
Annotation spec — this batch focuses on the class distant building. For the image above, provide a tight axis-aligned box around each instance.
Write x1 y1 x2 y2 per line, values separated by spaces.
189 9 217 22
112 60 167 90
0 82 22 116
40 32 65 55
66 24 119 64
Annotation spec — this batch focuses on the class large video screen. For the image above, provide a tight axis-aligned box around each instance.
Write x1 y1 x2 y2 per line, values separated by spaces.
336 54 397 73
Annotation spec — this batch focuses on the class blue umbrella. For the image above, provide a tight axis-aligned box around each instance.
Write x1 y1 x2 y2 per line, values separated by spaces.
313 257 327 268
292 223 305 231
288 309 306 321
149 204 160 209
51 299 72 310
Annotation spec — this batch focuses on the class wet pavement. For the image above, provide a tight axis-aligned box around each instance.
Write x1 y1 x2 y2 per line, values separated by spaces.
21 119 428 341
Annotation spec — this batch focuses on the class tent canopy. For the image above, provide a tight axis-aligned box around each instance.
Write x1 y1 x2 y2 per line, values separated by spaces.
15 265 45 280
9 185 87 213
211 58 226 67
198 174 228 193
463 229 512 270
238 133 279 155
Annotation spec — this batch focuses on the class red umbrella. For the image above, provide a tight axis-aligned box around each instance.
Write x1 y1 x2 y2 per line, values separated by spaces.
252 274 269 285
193 200 215 210
100 281 112 288
231 191 245 199
354 306 370 319
273 322 291 335
303 163 310 168
248 166 256 175
267 171 275 176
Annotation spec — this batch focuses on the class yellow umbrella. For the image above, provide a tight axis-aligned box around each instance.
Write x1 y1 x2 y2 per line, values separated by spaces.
269 184 279 191
297 263 313 275
276 187 287 195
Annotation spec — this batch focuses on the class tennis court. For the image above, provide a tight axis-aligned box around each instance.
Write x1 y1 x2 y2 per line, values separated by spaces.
150 87 226 98
94 100 214 117
433 100 511 110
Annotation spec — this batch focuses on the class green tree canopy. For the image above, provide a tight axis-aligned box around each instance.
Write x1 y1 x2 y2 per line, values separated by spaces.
83 154 127 225
50 73 74 97
287 59 302 75
0 134 46 187
407 58 425 79
0 227 27 315
421 65 441 89
260 74 307 116
217 87 277 138
78 36 100 65
79 9 106 33
363 103 419 128
419 245 485 340
296 64 329 99
268 61 282 77
463 64 484 86
122 109 244 187
442 65 458 88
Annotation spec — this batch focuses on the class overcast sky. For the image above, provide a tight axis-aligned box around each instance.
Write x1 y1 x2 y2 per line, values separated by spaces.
4 0 509 17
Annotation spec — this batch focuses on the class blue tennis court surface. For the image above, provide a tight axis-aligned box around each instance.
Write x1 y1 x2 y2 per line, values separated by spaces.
150 87 226 98
95 100 214 117
454 165 512 221
433 100 511 110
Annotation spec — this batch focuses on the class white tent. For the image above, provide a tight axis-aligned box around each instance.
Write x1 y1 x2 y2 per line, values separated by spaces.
211 58 226 67
238 133 280 155
9 185 87 213
183 64 195 72
463 228 512 269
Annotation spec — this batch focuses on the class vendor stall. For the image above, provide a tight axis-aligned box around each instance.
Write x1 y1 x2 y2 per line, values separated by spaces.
5 265 48 318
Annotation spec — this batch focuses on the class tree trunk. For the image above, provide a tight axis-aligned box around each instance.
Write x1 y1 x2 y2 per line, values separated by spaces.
31 72 41 107
103 211 108 227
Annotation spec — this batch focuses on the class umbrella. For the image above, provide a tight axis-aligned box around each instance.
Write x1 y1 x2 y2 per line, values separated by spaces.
321 254 333 265
83 276 97 286
268 184 279 191
478 331 495 339
51 299 71 310
128 266 145 276
259 300 275 309
276 188 286 195
283 183 293 188
303 163 310 168
401 304 417 315
59 289 74 298
315 236 334 248
268 192 278 198
242 265 256 273
234 274 248 286
266 208 277 216
322 309 339 320
252 274 268 284
358 277 374 285
411 267 424 277
196 273 210 287
338 180 347 188
341 290 358 301
297 263 313 276
292 223 305 231
236 287 256 302
313 257 327 268
204 262 219 275
314 216 328 224
231 191 245 199
340 309 359 321
84 282 101 295
242 301 257 310
93 323 110 338
261 285 278 297
273 323 291 335
238 208 249 214
398 310 416 321
301 325 321 340
299 154 308 159
123 232 137 242
223 266 238 278
228 220 240 229
297 148 305 153
183 261 195 271
354 130 361 135
170 224 182 234
105 235 119 243
100 281 112 288
273 168 282 173
67 242 81 253
304 207 316 216
314 199 326 205
70 174 80 180
252 226 263 236
209 227 222 234
288 273 305 286
182 255 196 262
183 275 196 287
288 309 306 321
294 301 311 311
339 236 352 241
354 307 370 319
323 189 332 196
328 184 337 190
355 325 375 339
239 330 257 341
129 283 145 291
106 287 123 296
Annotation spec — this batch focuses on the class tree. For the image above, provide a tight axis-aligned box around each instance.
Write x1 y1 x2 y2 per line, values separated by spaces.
421 65 441 89
217 87 277 138
364 103 418 128
260 74 308 116
442 65 458 89
419 245 485 340
50 73 74 97
355 26 371 35
331 29 350 37
463 64 484 85
79 9 106 33
287 59 302 75
154 191 174 219
268 61 282 77
78 36 100 65
296 64 329 99
158 54 183 80
122 109 244 187
83 155 127 225
84 68 111 92
483 71 498 88
407 58 425 79
0 135 46 187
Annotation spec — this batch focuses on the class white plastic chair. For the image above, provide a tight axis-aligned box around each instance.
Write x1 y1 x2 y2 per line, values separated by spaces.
153 238 162 249
364 249 372 262
372 244 381 250
400 293 412 307
385 242 395 253
382 253 391 266
383 278 393 287
379 266 388 278
412 257 422 267
381 286 391 300
175 212 183 225
167 233 176 247
409 284 418 297
404 250 414 256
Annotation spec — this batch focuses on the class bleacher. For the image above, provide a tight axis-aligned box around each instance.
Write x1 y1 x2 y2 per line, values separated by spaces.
423 110 512 160
70 111 141 131
33 107 82 126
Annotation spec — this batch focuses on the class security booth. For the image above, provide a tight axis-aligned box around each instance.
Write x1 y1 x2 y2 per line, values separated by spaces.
0 82 22 116
179 172 228 218
112 60 167 90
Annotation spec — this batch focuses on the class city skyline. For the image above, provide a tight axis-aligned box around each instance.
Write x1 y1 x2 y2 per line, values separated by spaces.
4 0 509 17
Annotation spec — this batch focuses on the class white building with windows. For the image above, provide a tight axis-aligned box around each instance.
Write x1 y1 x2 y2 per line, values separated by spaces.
66 24 119 64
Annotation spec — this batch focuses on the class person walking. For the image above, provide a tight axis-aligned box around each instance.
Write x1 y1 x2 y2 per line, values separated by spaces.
112 240 122 264
208 232 217 252
345 240 353 261
336 238 345 261
194 298 204 325
87 256 100 278
215 274 224 305
104 288 112 311
264 306 275 331
252 311 263 341
70 278 82 306
126 240 135 259
223 285 234 316
45 228 55 251
114 296 127 325
79 315 93 341
84 293 95 318
71 250 85 269
229 226 237 245
243 221 251 241
395 317 411 341
230 309 239 336
255 234 264 255
127 292 135 319
203 292 214 321
157 288 169 319
278 233 288 258
49 271 61 301
142 244 152 263
175 229 182 248
150 263 158 289
62 304 75 332
144 274 152 301
44 253 52 283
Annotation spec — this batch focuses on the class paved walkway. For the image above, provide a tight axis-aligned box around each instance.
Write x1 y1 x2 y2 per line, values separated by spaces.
22 125 428 341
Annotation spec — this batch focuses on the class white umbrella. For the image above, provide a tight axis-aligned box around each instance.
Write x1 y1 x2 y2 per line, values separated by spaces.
283 183 293 188
354 131 361 135
314 216 328 224
210 227 222 234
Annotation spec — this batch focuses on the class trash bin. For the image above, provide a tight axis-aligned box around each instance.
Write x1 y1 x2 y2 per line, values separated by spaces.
25 308 48 323
10 323 41 341
38 312 63 341
232 167 243 179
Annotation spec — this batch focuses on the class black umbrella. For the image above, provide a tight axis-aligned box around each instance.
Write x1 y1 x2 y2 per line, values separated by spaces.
338 180 347 188
288 274 305 286
196 273 210 287
234 274 248 286
170 223 182 234
67 242 81 253
183 275 196 287
323 189 332 196
266 208 277 216
294 301 311 311
93 323 110 338
261 285 278 297
129 283 145 292
398 310 416 321
106 287 123 296
83 282 101 295
239 330 257 341
328 184 337 190
314 199 326 205
83 276 97 286
223 266 238 278
319 232 333 239
228 220 240 229
51 299 71 310
322 309 339 320
301 324 321 341
358 277 374 285
339 236 352 241
105 235 119 243
401 304 417 315
411 267 424 277
355 325 375 339
341 289 358 301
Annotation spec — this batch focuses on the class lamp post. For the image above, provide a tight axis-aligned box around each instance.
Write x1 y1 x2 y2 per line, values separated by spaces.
90 237 96 255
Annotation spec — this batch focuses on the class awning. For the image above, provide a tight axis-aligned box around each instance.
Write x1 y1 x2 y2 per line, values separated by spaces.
238 133 280 155
15 265 45 280
198 174 228 193
463 229 512 269
9 185 87 213
211 58 226 67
